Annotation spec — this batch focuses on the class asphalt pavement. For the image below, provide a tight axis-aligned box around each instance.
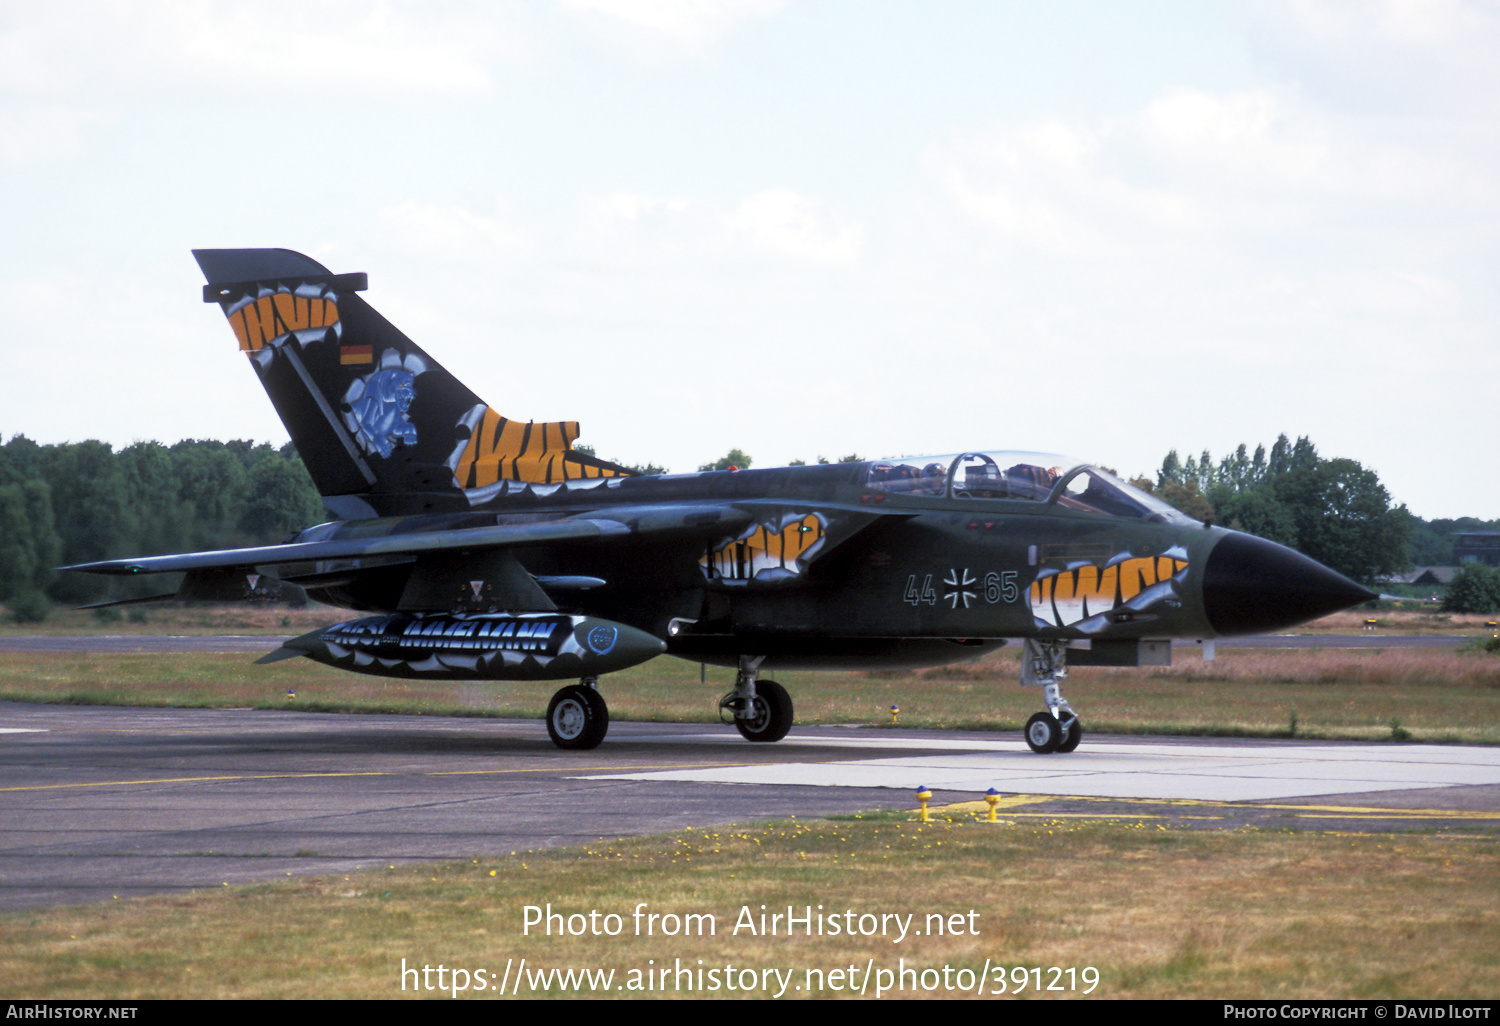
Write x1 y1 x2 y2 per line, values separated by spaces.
3 700 1496 912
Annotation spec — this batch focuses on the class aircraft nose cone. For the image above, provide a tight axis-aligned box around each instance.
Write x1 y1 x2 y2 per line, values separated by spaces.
1201 532 1376 636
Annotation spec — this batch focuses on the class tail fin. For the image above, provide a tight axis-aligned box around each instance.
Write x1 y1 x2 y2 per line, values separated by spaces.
194 249 629 517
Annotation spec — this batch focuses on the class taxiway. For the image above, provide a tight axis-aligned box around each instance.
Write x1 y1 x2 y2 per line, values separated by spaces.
3 701 1496 912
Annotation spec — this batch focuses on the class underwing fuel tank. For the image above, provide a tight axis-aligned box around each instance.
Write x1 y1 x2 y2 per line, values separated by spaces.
263 612 666 681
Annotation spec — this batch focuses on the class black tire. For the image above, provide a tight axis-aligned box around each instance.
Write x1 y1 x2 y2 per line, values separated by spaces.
1024 711 1062 754
1056 715 1082 753
546 684 609 750
734 679 793 743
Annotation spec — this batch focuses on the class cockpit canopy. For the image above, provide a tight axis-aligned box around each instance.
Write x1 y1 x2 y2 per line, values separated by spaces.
864 451 1194 523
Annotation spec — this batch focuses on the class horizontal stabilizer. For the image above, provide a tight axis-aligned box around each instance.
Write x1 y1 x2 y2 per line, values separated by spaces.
194 248 335 284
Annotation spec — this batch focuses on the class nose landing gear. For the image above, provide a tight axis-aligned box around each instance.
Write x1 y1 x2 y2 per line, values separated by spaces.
1021 639 1082 754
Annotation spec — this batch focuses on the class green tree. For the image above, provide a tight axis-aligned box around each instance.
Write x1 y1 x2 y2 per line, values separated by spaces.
1210 485 1297 547
45 441 134 567
120 442 194 557
1133 475 1215 523
1442 564 1500 613
1157 450 1183 490
35 441 136 603
239 455 324 539
1154 435 1410 585
1274 457 1409 585
699 449 752 472
574 444 664 476
171 442 249 548
0 435 45 486
0 479 61 604
1404 510 1449 565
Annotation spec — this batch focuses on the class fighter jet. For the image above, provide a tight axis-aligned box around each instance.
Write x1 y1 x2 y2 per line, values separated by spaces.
67 249 1375 752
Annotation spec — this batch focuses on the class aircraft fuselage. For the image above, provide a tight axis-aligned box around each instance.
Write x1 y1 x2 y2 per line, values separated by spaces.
287 455 1361 673
68 249 1376 750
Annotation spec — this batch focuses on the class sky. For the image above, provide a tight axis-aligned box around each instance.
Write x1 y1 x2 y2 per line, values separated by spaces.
2 0 1496 520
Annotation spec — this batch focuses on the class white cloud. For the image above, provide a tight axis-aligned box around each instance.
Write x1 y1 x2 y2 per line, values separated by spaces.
721 189 862 265
933 117 1197 256
1248 0 1500 116
571 188 860 265
557 0 787 62
934 82 1495 258
571 191 709 263
0 102 93 166
377 200 533 262
1141 89 1328 189
0 2 516 100
1258 0 1495 49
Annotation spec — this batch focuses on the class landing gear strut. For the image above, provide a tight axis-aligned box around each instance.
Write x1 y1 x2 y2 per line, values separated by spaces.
719 655 794 743
546 677 609 750
1021 639 1081 754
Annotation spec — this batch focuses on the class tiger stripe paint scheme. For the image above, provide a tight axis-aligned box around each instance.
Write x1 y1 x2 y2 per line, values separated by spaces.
1030 553 1190 630
450 406 626 489
65 249 1377 752
701 513 828 584
224 285 340 353
195 248 628 510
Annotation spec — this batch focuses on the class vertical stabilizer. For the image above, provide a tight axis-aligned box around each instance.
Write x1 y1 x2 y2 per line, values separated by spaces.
194 249 629 516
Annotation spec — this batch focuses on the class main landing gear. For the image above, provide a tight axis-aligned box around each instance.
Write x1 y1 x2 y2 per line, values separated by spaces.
719 655 794 743
544 657 799 750
546 677 609 750
1021 639 1082 754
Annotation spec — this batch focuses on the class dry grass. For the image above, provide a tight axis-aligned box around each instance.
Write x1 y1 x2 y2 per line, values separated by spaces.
1303 609 1495 634
3 608 1499 743
2 819 1494 999
850 640 1500 743
0 603 343 636
4 607 1497 999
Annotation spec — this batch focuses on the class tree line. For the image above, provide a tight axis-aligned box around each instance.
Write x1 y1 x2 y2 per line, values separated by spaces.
0 435 323 617
1136 435 1500 611
4 433 1496 619
1132 435 1412 588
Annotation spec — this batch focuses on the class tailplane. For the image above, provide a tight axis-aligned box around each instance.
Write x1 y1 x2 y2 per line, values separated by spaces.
194 249 629 517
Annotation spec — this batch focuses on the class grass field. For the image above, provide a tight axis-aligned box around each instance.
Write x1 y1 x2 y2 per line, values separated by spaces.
3 607 1497 744
2 606 1498 999
2 818 1495 999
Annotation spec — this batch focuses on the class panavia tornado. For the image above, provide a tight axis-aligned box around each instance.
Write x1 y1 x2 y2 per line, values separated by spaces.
67 249 1375 752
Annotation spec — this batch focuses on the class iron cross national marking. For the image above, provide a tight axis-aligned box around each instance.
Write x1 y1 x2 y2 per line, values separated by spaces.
944 568 978 609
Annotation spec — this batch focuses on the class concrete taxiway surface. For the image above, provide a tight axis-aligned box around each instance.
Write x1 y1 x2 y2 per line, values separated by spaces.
3 701 1497 913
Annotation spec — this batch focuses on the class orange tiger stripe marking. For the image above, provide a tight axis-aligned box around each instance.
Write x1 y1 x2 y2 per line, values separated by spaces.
453 408 618 488
222 288 340 351
1030 556 1188 627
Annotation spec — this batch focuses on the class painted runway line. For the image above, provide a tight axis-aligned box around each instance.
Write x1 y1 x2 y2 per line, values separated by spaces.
586 734 1500 802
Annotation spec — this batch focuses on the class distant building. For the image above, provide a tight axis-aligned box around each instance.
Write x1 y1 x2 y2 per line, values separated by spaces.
1454 532 1500 568
1388 566 1456 587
